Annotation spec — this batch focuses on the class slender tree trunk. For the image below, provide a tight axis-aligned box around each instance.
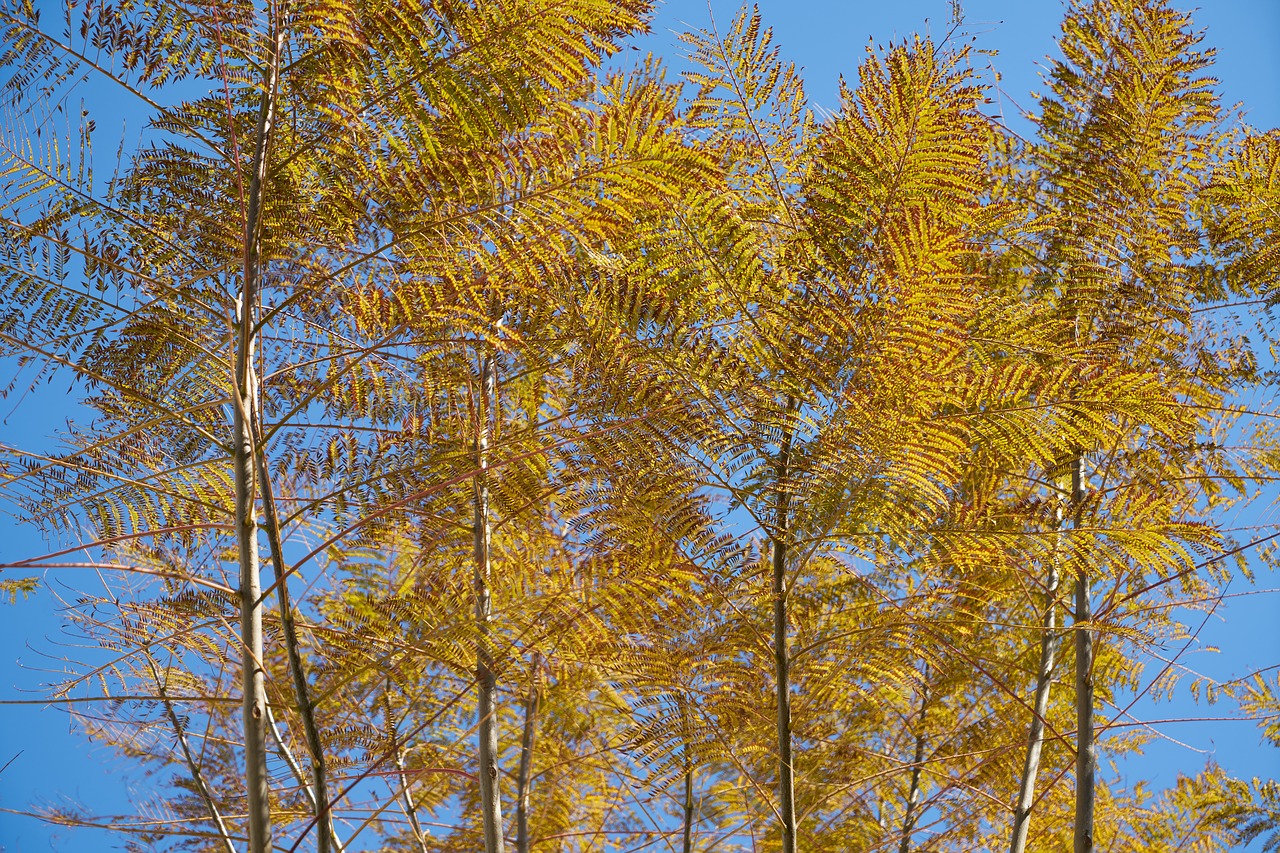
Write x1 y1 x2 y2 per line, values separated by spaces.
234 23 283 853
772 406 797 853
674 692 696 853
683 766 696 853
898 679 929 853
256 437 336 853
234 307 269 853
1009 497 1065 853
1072 453 1095 853
515 656 539 853
474 350 506 853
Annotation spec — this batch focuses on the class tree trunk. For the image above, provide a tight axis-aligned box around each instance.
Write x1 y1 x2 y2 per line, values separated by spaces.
1008 495 1064 853
474 350 506 853
682 767 695 853
234 303 269 853
515 658 539 853
234 360 270 853
257 440 336 853
898 679 929 853
235 23 283 853
1073 452 1095 853
772 408 797 853
236 23 286 845
674 691 696 853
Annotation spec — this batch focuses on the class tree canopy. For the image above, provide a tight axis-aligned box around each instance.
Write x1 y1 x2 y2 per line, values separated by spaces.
1 0 1278 851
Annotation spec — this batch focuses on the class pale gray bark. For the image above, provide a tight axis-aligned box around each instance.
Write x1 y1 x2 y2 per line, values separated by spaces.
474 351 506 853
233 349 269 853
772 413 797 853
1009 496 1065 853
515 660 539 853
234 24 283 853
1073 455 1095 853
234 411 270 853
234 228 270 853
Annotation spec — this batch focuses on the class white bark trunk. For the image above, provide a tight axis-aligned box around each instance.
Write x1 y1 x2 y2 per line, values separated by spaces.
235 23 283 853
234 342 269 853
474 351 506 853
1009 493 1065 853
234 300 269 853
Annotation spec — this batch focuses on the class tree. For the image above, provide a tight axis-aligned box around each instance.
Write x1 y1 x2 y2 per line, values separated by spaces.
1 0 669 849
992 3 1274 850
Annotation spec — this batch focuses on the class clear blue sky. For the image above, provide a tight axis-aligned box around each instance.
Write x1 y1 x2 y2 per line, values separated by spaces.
2 1 1278 850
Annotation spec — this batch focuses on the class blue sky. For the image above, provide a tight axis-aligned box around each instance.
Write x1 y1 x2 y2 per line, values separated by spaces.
2 1 1278 850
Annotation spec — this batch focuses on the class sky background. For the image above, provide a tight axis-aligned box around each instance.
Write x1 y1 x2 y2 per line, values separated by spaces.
2 0 1278 850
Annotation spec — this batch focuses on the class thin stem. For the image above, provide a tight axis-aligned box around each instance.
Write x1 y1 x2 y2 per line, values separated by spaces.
680 693 696 853
773 399 797 853
898 677 929 853
1073 455 1096 853
384 684 429 853
682 767 696 853
147 656 238 853
516 655 540 853
255 426 337 853
266 704 315 809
